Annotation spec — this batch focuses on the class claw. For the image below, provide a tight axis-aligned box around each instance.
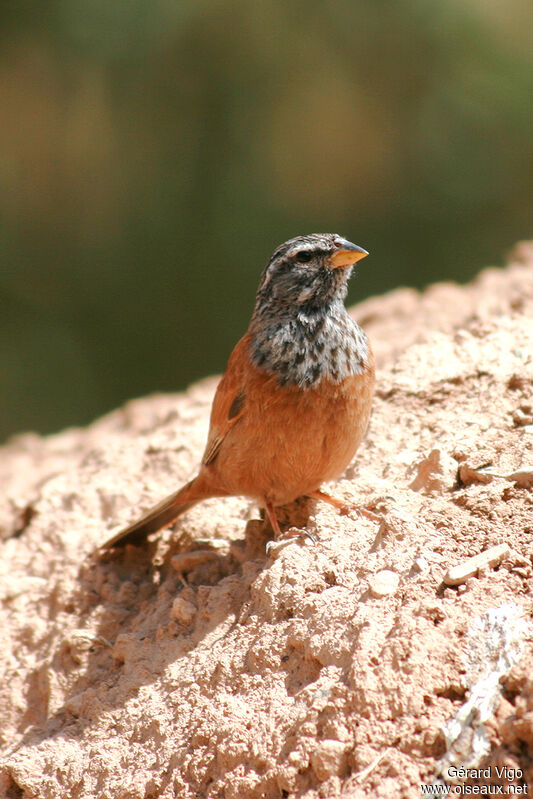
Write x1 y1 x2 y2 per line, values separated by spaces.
340 505 381 523
299 528 317 544
265 527 317 555
308 490 382 523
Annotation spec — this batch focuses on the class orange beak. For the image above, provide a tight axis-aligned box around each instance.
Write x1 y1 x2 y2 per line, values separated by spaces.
328 240 369 269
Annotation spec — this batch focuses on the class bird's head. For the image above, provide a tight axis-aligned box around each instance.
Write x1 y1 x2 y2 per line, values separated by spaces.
253 233 368 318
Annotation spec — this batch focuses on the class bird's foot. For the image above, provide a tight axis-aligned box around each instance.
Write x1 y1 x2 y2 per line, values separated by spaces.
308 490 382 523
265 527 317 556
339 504 381 523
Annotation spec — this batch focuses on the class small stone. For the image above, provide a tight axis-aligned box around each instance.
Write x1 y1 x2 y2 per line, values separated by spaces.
413 556 428 573
513 408 533 427
310 740 346 781
458 463 493 486
409 449 456 494
505 467 533 488
287 750 306 768
193 538 230 550
65 692 83 716
513 567 530 579
112 633 136 663
369 569 399 598
170 550 219 573
443 543 510 586
170 596 196 624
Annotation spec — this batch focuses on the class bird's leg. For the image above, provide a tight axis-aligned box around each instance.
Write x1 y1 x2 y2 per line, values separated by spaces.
265 502 282 536
264 502 316 554
308 490 381 522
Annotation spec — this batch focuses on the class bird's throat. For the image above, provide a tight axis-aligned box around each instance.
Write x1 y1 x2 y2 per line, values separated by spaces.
249 303 369 388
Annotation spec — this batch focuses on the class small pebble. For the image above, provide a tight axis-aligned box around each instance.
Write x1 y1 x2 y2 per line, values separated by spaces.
194 538 229 550
310 740 346 781
513 408 533 426
369 569 399 598
513 567 530 579
171 550 219 573
171 596 197 624
413 557 428 573
443 543 510 586
458 463 493 486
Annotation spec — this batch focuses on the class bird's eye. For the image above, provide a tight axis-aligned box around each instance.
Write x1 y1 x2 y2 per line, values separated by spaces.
294 250 312 263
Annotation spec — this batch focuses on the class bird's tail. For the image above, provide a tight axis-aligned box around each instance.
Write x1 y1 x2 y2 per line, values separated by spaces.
100 477 211 549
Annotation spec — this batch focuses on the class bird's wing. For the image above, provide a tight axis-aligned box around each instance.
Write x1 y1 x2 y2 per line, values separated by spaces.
201 334 250 466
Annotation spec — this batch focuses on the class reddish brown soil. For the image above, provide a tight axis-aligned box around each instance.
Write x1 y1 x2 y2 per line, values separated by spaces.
1 242 533 798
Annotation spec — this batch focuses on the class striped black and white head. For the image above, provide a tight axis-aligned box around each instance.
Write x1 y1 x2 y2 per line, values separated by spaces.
253 233 368 318
249 234 370 387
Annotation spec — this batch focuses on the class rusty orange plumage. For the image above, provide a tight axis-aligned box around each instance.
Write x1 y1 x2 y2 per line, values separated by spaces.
101 234 376 550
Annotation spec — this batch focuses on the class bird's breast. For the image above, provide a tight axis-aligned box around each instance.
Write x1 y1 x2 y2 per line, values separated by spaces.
250 307 370 389
210 334 375 506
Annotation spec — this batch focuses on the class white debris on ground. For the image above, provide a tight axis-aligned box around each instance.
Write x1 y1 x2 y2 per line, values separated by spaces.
438 604 530 783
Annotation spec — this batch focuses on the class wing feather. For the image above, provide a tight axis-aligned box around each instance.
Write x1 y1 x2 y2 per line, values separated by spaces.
201 335 249 466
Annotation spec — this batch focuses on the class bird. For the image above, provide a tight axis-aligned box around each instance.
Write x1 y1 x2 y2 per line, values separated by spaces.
101 233 376 550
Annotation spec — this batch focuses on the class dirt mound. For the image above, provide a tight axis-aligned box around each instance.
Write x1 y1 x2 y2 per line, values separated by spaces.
1 242 533 798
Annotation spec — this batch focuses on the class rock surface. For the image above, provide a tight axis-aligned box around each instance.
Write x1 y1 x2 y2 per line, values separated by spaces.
1 242 533 798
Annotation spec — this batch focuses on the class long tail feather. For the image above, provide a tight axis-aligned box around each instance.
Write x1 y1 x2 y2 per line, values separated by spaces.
101 478 201 549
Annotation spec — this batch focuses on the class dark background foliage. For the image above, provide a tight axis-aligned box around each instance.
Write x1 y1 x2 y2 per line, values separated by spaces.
1 0 532 442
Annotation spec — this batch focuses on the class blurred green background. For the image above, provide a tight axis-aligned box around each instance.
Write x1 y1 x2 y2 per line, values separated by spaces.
1 0 532 443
